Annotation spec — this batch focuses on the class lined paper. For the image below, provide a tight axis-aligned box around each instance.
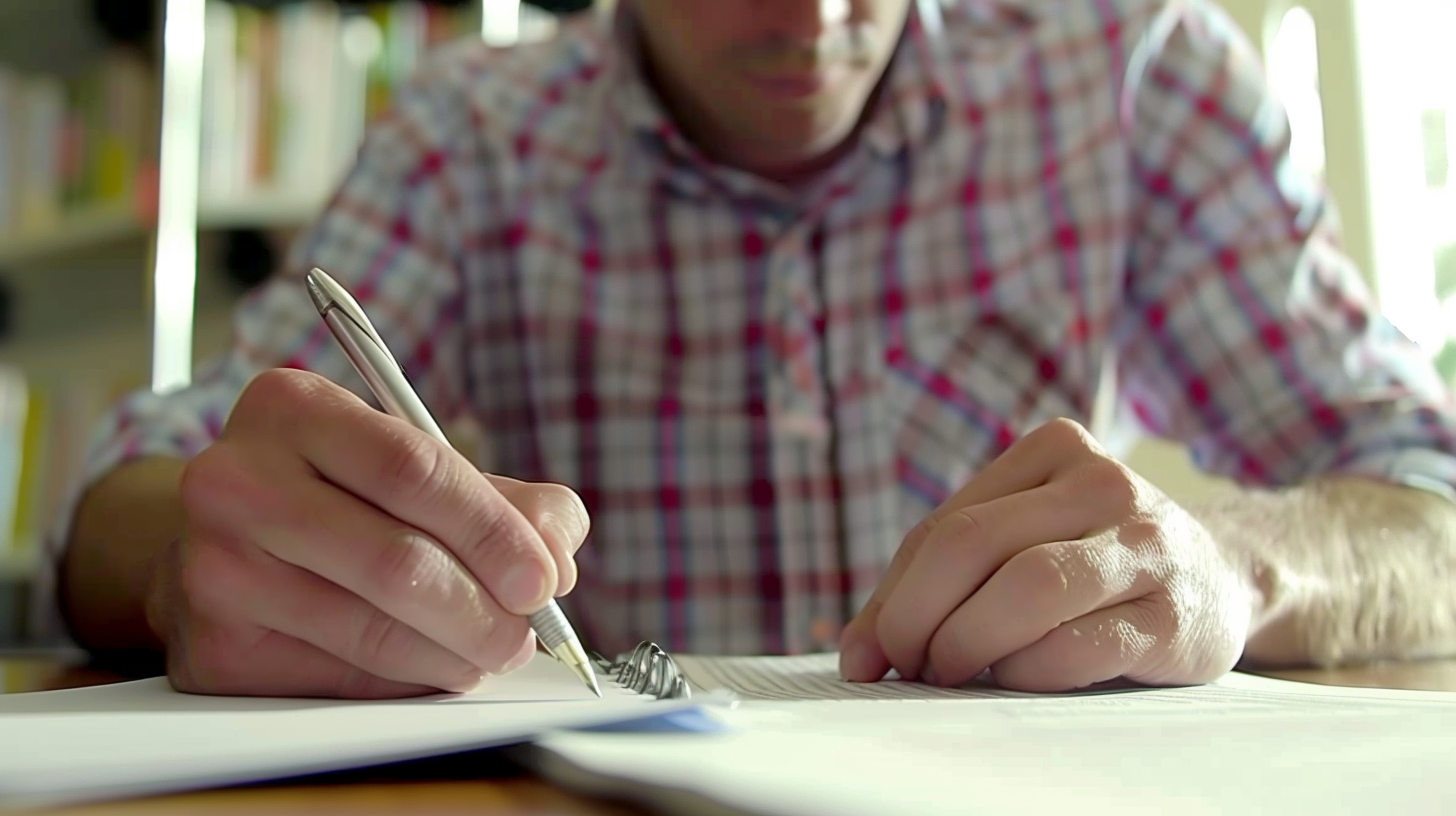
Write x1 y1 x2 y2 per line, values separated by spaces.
532 659 1456 816
673 652 1140 700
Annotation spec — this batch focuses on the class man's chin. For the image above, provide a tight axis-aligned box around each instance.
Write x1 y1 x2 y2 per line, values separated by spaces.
729 134 861 183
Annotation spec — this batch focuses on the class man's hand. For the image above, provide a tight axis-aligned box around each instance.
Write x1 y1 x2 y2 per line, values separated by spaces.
147 368 589 699
838 418 1252 692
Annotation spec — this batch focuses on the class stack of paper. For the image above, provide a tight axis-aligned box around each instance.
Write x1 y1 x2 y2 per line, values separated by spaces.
525 653 1456 816
0 654 699 808
5 650 1455 815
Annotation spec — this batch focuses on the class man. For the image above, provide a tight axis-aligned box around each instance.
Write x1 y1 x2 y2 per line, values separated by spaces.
38 0 1456 699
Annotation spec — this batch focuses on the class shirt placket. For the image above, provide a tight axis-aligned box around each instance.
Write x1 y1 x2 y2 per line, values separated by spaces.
755 207 845 655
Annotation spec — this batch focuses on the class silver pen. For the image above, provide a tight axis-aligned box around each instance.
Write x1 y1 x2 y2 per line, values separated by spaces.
305 266 602 698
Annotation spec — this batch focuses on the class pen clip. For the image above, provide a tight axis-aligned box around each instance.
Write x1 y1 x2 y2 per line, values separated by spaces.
305 267 404 373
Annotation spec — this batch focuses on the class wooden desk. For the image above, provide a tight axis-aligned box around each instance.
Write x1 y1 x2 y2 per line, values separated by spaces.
6 654 1456 816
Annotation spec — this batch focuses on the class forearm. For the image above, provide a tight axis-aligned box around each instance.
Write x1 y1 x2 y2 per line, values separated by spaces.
1190 476 1456 668
59 456 188 653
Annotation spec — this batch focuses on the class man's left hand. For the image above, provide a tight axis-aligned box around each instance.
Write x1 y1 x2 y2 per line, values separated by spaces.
838 418 1253 692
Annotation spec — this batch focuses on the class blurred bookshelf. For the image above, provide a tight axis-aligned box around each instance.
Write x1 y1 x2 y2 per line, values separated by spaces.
0 0 573 646
0 40 158 272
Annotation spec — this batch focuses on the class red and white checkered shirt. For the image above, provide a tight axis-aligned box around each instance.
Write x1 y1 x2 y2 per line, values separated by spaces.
34 0 1456 657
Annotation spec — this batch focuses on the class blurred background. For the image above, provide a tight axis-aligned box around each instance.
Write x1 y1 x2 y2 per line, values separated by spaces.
0 0 1449 648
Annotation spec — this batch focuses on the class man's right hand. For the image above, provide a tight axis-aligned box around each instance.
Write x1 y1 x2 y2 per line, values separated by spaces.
147 368 589 699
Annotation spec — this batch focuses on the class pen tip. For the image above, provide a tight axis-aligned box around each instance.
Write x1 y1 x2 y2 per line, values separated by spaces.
575 663 603 698
304 271 331 313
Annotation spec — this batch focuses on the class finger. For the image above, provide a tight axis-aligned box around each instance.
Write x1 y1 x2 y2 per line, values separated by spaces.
923 535 1154 687
838 546 917 682
989 596 1166 692
230 369 559 615
901 418 1102 555
874 483 1107 681
224 474 532 675
840 419 1100 681
170 619 446 699
193 534 510 691
483 474 589 596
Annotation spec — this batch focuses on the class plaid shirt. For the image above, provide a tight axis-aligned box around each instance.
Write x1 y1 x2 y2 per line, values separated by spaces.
34 0 1456 657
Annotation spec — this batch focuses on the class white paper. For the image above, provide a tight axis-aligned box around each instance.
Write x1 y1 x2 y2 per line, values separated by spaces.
0 654 694 808
533 656 1456 816
675 652 1150 700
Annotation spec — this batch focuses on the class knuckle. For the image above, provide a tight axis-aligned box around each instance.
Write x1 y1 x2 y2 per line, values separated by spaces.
1036 417 1093 447
455 500 527 570
178 445 241 520
520 482 591 553
362 532 448 603
999 547 1081 623
1083 462 1139 514
1009 545 1076 595
904 516 940 552
544 482 590 533
506 483 557 527
231 368 321 429
926 509 986 564
1114 601 1166 660
350 607 412 668
1120 517 1164 552
378 431 448 507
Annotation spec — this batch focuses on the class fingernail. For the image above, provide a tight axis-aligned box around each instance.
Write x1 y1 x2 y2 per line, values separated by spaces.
499 560 548 613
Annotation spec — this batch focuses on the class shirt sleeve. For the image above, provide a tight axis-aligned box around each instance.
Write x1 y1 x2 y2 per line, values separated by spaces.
1114 0 1456 500
26 50 483 646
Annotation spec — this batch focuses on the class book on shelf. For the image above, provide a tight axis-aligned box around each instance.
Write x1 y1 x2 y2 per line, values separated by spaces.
199 0 513 220
0 365 129 584
2 0 561 254
0 48 158 249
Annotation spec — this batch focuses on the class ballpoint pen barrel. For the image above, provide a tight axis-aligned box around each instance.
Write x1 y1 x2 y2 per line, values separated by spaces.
306 267 601 697
321 310 453 447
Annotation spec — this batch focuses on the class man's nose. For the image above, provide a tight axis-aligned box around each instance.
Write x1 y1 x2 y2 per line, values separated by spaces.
756 0 852 41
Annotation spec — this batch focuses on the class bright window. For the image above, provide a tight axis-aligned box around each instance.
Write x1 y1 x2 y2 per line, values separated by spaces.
1266 6 1326 182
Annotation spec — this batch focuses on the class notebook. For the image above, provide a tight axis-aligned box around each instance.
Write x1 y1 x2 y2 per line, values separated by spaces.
524 652 1456 816
0 648 704 809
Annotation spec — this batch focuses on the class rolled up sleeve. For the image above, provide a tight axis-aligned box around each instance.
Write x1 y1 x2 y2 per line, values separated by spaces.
27 51 481 645
1115 0 1456 501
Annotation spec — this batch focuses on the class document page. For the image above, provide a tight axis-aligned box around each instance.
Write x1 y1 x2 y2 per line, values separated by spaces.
532 655 1456 816
0 654 695 808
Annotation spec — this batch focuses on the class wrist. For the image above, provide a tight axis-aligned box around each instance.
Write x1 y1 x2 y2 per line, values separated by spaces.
1184 488 1310 667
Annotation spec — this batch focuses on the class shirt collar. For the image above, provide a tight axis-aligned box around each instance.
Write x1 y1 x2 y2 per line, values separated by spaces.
862 0 1042 156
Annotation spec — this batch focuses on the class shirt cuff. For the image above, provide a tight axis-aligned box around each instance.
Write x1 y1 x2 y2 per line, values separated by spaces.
1332 447 1456 505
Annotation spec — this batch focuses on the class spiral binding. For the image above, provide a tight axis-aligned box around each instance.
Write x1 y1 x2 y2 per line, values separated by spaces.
589 641 693 700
